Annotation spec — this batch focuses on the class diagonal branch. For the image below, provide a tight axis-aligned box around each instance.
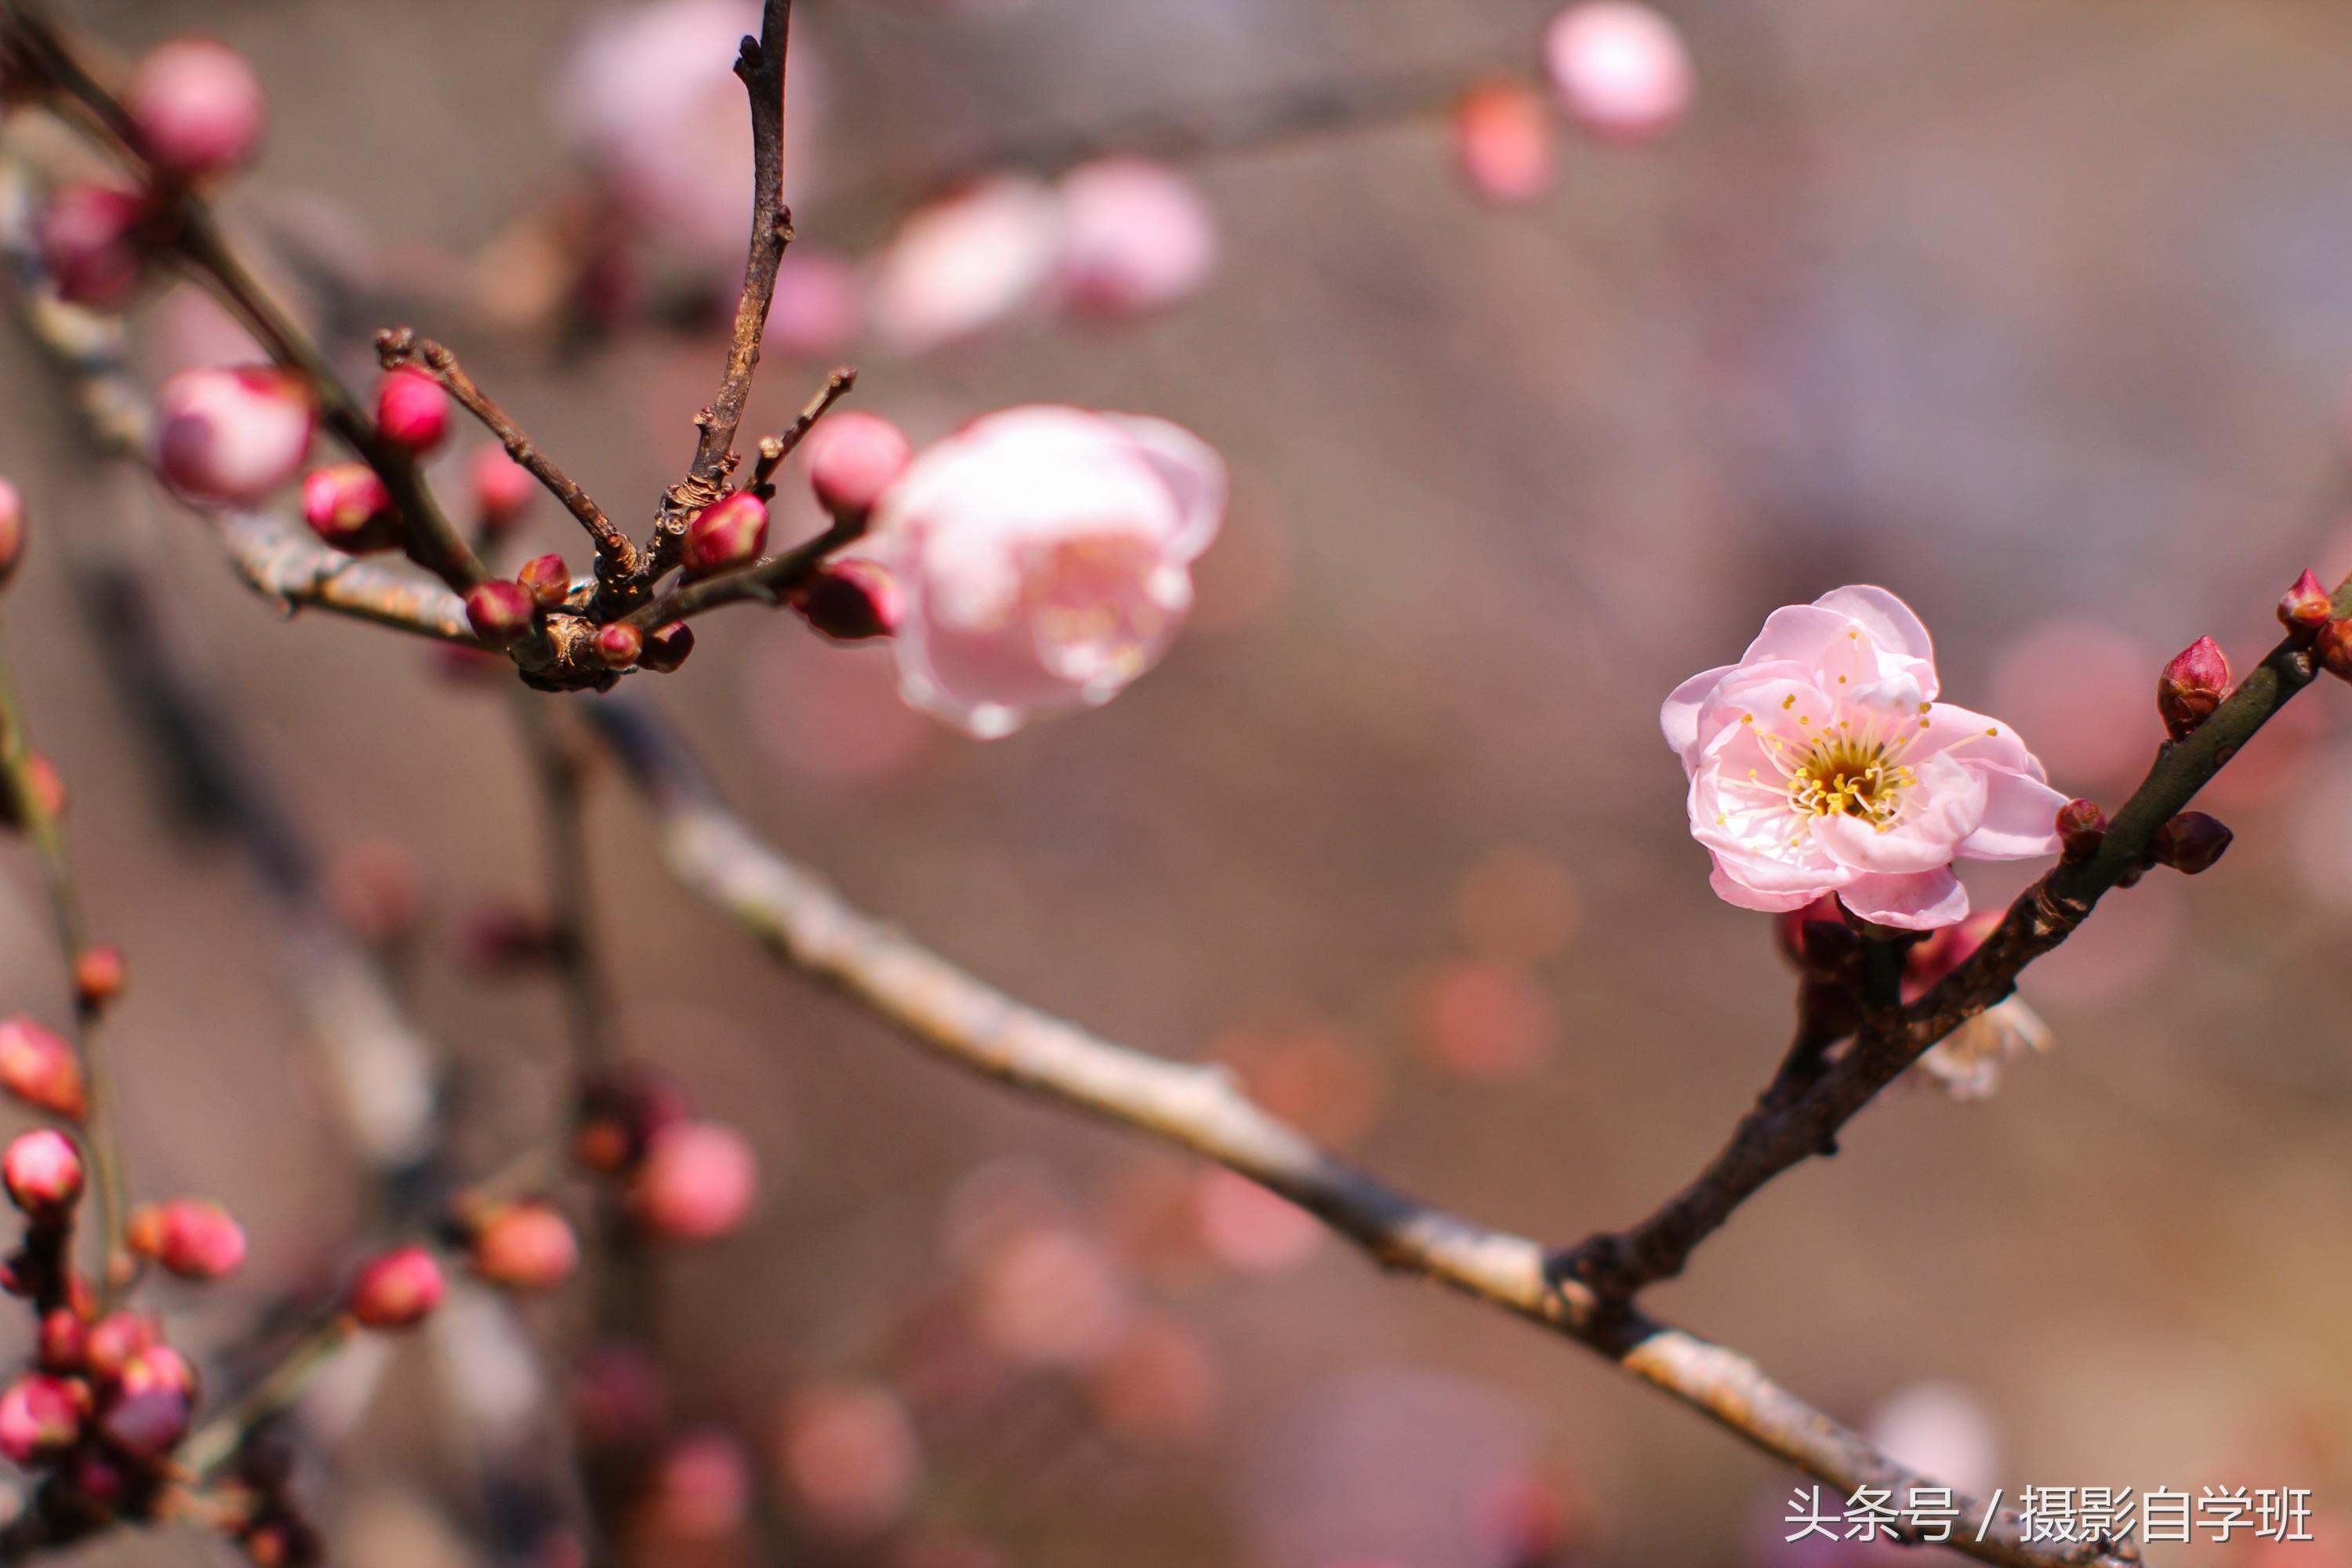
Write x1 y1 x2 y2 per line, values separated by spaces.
584 695 2137 1568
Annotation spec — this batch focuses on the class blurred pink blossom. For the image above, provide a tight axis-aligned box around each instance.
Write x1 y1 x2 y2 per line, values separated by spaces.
1051 158 1218 319
1192 1167 1322 1272
1666 586 2067 929
869 406 1225 738
775 1381 923 1536
154 365 316 505
869 176 1062 354
766 245 863 359
1452 81 1557 204
125 38 266 180
1544 2 1692 143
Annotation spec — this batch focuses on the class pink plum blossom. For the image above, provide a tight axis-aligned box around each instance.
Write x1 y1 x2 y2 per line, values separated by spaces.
1544 2 1692 144
1051 158 1218 319
125 39 266 180
154 365 315 505
1664 586 2067 930
867 407 1225 739
869 176 1062 355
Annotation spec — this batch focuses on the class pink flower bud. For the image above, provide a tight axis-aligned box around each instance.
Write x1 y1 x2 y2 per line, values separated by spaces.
2152 811 2232 875
37 184 147 308
1453 79 1557 205
156 365 316 506
627 1122 757 1242
2156 636 2230 741
641 620 695 673
470 446 537 532
870 407 1226 738
574 1065 695 1174
2056 798 2107 863
1052 158 1218 319
0 1373 86 1465
593 622 643 670
2321 619 2352 684
347 1244 444 1330
516 552 572 609
3 1131 83 1218
125 39 265 180
0 478 23 589
71 946 125 1015
806 412 913 520
465 579 537 645
791 559 902 642
681 492 768 579
1544 2 1692 144
98 1348 192 1459
468 1201 579 1291
0 1017 85 1120
125 1198 247 1279
300 462 400 554
2279 569 2332 637
64 1450 128 1512
80 1313 158 1383
374 368 449 456
36 1309 82 1373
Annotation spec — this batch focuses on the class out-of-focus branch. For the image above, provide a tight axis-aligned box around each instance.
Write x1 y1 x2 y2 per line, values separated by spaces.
586 697 2134 1568
1557 586 2350 1303
219 514 485 647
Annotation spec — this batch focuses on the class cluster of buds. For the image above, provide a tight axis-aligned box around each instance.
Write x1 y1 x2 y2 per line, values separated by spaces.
787 412 913 643
574 1065 759 1243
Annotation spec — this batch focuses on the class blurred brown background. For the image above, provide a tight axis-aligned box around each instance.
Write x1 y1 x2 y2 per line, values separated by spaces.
5 0 2352 1563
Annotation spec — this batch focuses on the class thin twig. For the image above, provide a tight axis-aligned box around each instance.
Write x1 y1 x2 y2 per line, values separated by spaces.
585 696 2134 1568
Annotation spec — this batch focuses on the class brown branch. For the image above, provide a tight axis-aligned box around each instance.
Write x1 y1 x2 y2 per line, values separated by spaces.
375 328 644 593
585 697 2136 1568
219 514 483 647
1558 587 2348 1303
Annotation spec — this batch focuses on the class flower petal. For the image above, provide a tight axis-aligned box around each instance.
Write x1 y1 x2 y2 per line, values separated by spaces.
1813 585 1934 666
1958 766 2070 860
1740 604 1854 670
1709 862 1831 913
1838 868 1969 930
1661 662 1734 769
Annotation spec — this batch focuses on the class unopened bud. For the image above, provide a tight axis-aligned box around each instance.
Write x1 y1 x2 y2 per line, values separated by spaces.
627 1122 757 1243
0 478 21 590
125 1198 246 1279
71 946 125 1015
299 463 399 554
2151 811 2232 875
791 559 902 642
125 38 264 181
2279 570 2333 638
2156 637 2230 741
456 900 558 972
2056 798 2107 862
38 184 147 309
155 365 316 506
805 412 912 520
574 1065 694 1174
3 1131 83 1220
0 754 66 832
2321 619 2352 683
65 1450 128 1514
0 1017 85 1120
36 1309 82 1373
641 620 695 673
516 552 572 610
80 1313 158 1383
98 1347 193 1458
0 1373 85 1465
681 493 768 579
374 368 448 456
465 579 536 645
347 1244 444 1330
470 447 536 533
593 622 642 670
468 1201 579 1291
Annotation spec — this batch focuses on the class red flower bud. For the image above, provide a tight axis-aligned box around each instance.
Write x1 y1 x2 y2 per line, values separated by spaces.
71 946 125 1015
641 620 695 673
300 463 400 554
3 1131 83 1219
374 368 448 456
791 559 902 642
2321 619 2352 684
516 552 572 610
125 1198 246 1279
593 622 642 670
64 1450 128 1513
574 1065 694 1174
348 1244 444 1329
0 1017 86 1120
125 38 264 181
2156 636 2229 741
465 579 536 645
468 1201 579 1291
0 477 22 590
80 1313 158 1384
2056 798 2107 862
469 446 536 533
456 900 558 973
98 1348 193 1458
38 184 147 308
2151 811 2232 875
2279 570 2333 638
36 1309 82 1373
805 412 913 519
0 1373 86 1465
681 493 768 579
628 1122 757 1243
0 754 67 833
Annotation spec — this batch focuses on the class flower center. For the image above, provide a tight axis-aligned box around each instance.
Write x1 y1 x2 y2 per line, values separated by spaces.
1787 735 1913 826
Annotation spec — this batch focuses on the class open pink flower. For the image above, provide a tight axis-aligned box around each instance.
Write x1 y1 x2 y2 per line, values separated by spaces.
1664 586 2066 930
868 407 1225 739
